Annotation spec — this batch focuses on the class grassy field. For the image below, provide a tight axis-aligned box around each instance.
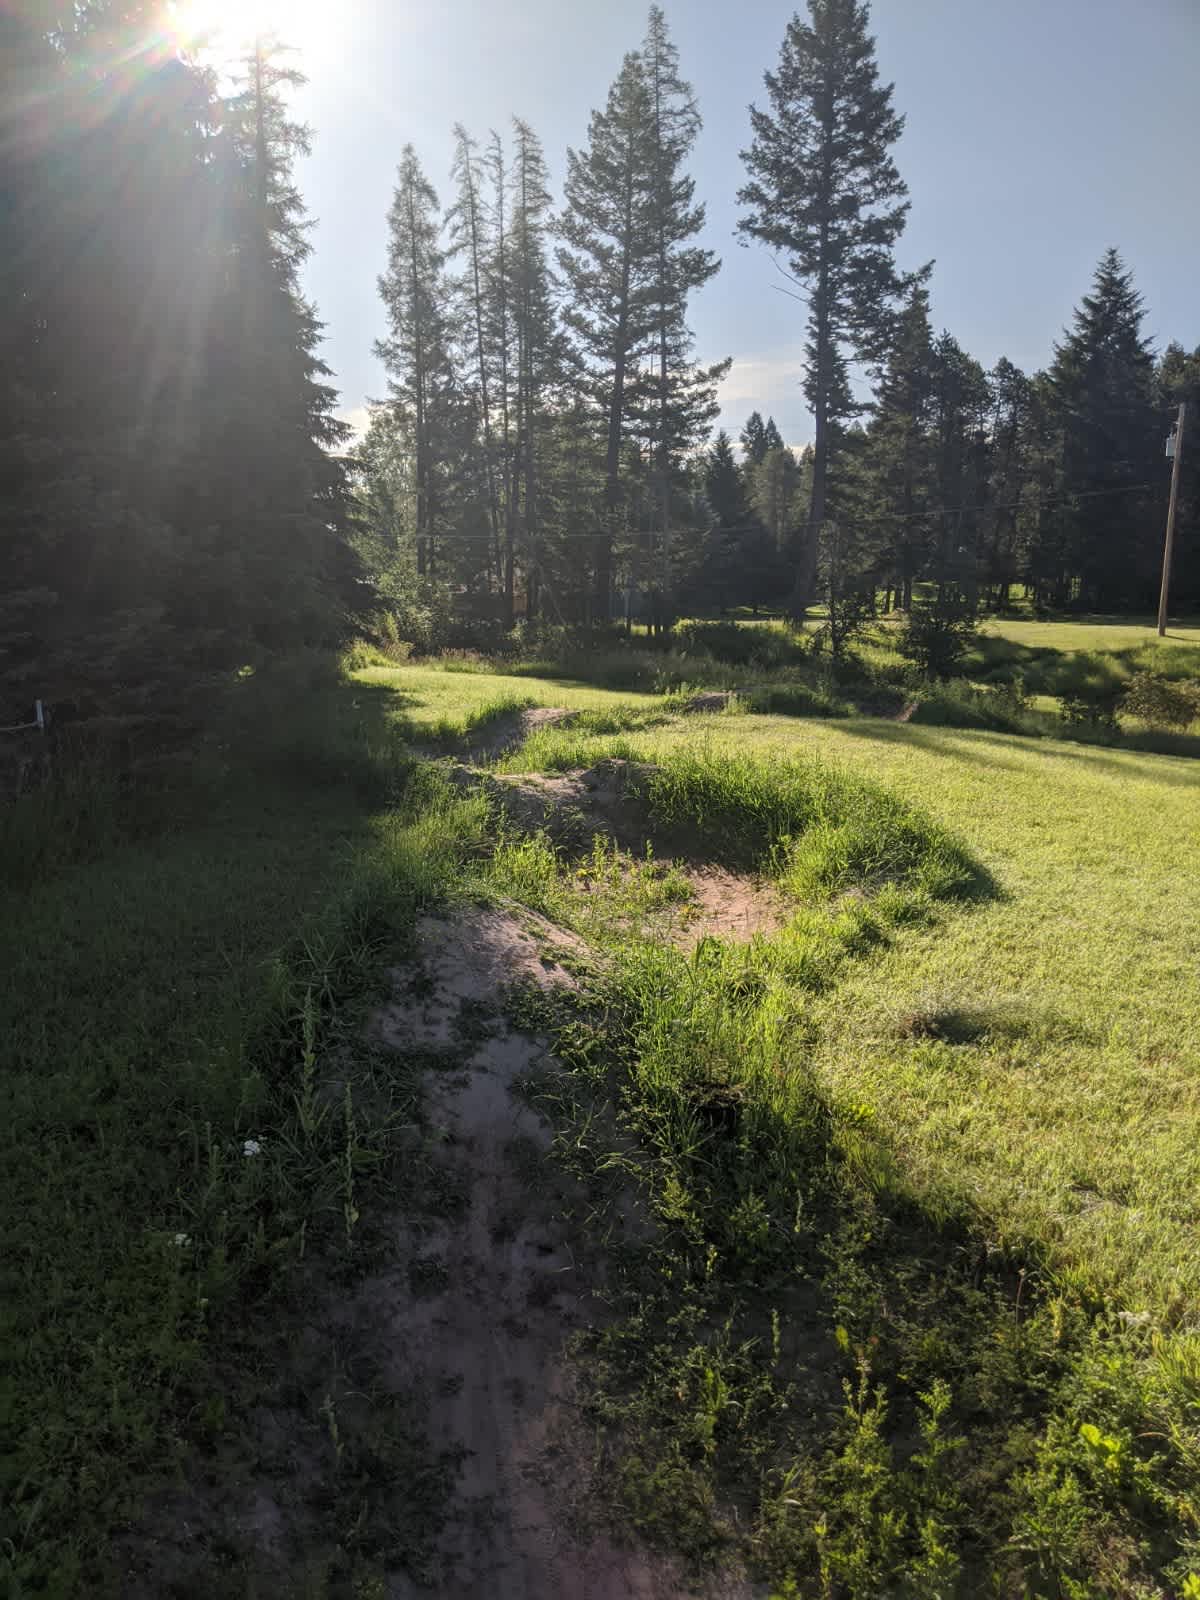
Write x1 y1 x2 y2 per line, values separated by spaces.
7 627 1200 1596
357 649 1200 1592
979 616 1200 654
0 661 498 1594
362 656 1200 1315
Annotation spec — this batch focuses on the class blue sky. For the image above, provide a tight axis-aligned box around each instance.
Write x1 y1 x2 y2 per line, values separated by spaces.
288 0 1199 448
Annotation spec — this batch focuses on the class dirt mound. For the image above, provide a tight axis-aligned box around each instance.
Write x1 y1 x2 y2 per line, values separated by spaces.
370 910 752 1598
680 691 733 714
455 760 788 948
462 705 575 763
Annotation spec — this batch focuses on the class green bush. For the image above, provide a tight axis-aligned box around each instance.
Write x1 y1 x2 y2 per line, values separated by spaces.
897 599 978 680
910 680 1039 735
1060 682 1123 730
673 620 804 669
743 682 850 719
1119 672 1200 731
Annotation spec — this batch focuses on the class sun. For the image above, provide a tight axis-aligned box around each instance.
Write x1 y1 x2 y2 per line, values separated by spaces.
167 0 324 58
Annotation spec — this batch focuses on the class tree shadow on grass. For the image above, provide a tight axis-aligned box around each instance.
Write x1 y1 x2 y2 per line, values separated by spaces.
824 716 1200 789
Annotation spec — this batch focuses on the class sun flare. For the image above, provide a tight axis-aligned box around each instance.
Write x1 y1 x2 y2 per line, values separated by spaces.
168 0 324 57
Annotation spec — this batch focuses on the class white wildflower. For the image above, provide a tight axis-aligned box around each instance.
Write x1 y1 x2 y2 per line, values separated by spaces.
172 1232 190 1247
242 1138 262 1158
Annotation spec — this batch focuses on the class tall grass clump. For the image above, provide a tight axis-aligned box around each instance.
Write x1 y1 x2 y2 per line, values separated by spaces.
427 689 537 745
639 748 986 902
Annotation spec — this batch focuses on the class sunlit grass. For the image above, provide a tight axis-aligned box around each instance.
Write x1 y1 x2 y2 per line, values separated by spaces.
363 660 1200 1319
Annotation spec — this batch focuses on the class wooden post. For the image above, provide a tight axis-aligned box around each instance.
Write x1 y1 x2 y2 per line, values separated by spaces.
1157 401 1187 638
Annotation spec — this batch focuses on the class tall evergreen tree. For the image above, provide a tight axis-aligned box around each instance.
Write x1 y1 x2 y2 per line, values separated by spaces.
866 280 936 609
639 5 726 628
1041 248 1159 608
981 357 1032 608
447 123 503 598
194 35 355 648
927 330 990 601
740 411 785 466
557 49 657 617
508 117 558 621
377 145 456 580
739 0 908 617
559 14 724 623
1 10 360 705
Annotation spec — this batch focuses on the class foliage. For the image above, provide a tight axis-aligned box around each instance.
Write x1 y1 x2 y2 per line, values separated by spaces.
1120 671 1200 731
0 662 484 1591
897 595 979 678
0 15 362 715
739 0 910 613
673 619 803 668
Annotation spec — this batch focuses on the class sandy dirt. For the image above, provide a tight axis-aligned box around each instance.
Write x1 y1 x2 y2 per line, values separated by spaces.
370 910 756 1599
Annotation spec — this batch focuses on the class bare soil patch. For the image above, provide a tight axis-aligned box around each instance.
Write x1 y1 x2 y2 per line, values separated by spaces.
369 910 754 1598
122 910 753 1597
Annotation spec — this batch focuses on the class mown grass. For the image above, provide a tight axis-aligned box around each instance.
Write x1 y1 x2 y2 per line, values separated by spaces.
0 661 489 1595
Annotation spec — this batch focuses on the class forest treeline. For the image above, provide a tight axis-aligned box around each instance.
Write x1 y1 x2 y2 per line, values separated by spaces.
2 0 1198 710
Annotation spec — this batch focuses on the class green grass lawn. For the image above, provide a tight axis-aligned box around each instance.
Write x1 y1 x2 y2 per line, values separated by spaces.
9 647 1200 1594
353 658 681 726
979 615 1200 654
362 660 1200 1318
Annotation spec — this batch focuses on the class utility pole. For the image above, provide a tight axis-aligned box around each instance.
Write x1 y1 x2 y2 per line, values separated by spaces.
1157 401 1187 638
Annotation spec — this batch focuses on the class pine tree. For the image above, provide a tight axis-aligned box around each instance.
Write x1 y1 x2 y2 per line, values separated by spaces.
1042 248 1159 609
377 145 457 581
557 49 659 618
638 5 726 630
927 331 990 603
741 411 785 466
508 117 558 621
749 441 804 554
866 280 936 610
3 9 360 700
981 357 1031 608
190 35 356 651
739 0 909 617
448 124 504 600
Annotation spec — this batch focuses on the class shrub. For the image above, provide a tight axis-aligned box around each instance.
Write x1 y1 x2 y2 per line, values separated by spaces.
673 620 803 669
910 680 1037 735
1119 672 1200 731
743 682 850 719
1060 682 1123 731
897 598 978 680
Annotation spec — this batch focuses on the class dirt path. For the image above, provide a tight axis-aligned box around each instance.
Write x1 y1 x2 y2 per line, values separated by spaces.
370 910 756 1599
